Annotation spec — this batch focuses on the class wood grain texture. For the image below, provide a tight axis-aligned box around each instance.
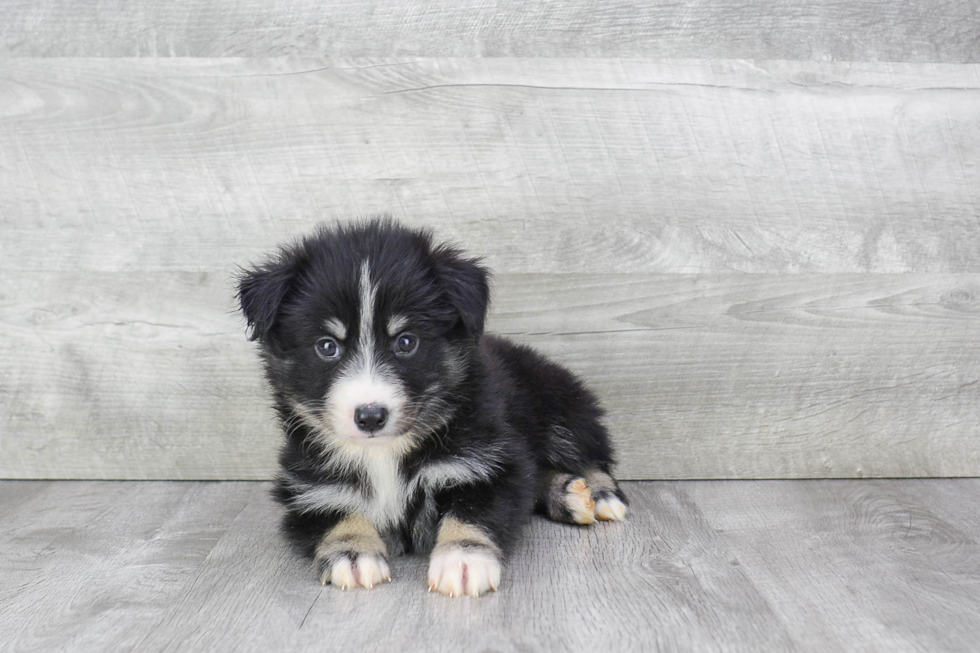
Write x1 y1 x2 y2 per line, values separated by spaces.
3 271 978 480
5 480 980 651
891 479 980 543
1 481 255 652
132 482 796 652
1 0 978 61
688 480 980 652
3 53 980 480
1 58 979 275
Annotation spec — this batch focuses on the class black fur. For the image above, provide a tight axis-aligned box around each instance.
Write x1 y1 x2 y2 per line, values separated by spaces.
238 217 625 576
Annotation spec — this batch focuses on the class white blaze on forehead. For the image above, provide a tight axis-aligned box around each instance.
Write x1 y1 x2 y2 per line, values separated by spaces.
321 259 406 443
358 259 377 360
323 317 347 340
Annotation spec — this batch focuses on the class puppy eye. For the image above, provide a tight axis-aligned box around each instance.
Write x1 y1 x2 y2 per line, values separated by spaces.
394 332 419 356
315 337 341 360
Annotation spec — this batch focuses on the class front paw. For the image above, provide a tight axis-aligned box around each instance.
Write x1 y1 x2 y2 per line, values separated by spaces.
427 544 501 598
316 552 391 590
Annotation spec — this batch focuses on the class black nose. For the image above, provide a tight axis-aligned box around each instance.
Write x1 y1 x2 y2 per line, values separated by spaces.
354 404 388 433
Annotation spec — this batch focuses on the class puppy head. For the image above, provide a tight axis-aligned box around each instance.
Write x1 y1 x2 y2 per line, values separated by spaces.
238 218 489 450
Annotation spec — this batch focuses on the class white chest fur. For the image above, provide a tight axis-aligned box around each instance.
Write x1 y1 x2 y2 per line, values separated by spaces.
356 449 409 528
288 444 504 531
286 445 409 530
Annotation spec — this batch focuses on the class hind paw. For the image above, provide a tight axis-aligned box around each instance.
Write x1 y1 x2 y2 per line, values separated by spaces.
543 474 596 525
595 494 628 521
544 470 627 525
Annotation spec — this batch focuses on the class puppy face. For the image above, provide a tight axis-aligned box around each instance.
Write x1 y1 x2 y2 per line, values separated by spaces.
238 219 489 452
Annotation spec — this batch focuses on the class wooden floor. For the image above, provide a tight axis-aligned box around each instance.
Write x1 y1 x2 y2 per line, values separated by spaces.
3 480 979 652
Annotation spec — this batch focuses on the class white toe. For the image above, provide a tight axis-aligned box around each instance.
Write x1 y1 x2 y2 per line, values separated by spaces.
428 546 501 598
328 557 357 590
595 496 627 521
355 554 391 588
322 554 390 590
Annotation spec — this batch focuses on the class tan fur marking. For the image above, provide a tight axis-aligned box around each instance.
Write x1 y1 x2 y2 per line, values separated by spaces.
565 478 596 525
428 516 502 597
387 314 409 337
316 514 387 560
569 478 595 507
323 317 347 340
435 516 500 553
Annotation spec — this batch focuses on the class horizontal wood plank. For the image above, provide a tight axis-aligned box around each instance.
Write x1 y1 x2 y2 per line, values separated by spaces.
5 480 980 651
3 272 978 480
1 481 256 652
890 479 980 543
688 480 980 651
130 482 797 652
1 59 979 275
4 59 979 480
1 0 978 61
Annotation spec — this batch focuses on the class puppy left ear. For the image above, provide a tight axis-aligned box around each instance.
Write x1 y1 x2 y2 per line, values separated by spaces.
435 248 490 337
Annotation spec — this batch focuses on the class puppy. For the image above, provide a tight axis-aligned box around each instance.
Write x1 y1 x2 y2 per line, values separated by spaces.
237 218 627 597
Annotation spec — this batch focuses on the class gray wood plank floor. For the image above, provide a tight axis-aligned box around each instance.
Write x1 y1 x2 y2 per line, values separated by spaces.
2 480 979 652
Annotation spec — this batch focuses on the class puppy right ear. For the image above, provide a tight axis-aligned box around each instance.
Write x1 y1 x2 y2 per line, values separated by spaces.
236 253 301 342
434 248 490 338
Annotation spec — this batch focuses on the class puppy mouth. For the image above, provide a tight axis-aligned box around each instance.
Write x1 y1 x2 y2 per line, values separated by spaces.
346 423 403 441
348 432 403 445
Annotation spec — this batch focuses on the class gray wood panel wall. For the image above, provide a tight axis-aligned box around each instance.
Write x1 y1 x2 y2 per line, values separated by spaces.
2 2 978 480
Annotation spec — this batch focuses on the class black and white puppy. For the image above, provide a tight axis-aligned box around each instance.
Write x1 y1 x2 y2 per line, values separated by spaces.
238 218 627 598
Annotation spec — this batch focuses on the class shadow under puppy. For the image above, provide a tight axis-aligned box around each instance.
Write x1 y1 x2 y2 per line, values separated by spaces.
237 218 627 598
